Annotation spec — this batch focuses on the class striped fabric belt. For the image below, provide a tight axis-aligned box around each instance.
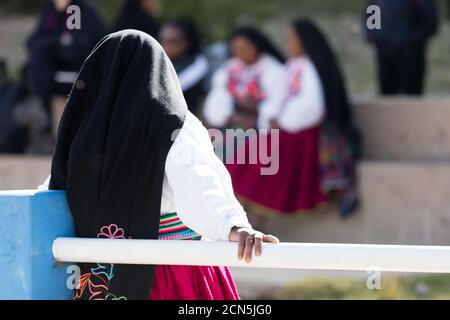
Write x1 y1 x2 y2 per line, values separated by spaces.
158 212 201 240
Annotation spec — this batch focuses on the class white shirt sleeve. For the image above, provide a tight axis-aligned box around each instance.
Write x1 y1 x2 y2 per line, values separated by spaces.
277 60 325 133
203 63 234 127
37 175 51 191
165 112 252 241
257 56 286 130
177 54 209 92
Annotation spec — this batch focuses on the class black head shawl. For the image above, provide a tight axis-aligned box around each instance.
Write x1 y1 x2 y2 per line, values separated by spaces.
230 26 285 63
49 30 187 300
113 0 160 39
291 19 361 157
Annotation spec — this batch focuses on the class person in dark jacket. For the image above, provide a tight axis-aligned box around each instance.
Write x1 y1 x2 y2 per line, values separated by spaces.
447 0 450 20
113 0 160 39
25 0 106 112
159 17 209 114
364 0 438 95
0 64 29 153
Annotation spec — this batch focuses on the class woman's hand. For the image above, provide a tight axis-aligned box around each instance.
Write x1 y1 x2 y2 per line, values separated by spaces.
228 226 279 263
236 95 258 112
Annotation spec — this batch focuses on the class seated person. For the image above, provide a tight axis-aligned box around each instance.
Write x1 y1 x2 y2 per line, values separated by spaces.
226 19 361 230
159 17 209 115
203 26 285 131
25 0 106 113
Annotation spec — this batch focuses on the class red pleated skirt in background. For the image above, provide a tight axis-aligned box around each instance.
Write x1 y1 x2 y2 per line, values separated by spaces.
226 125 328 216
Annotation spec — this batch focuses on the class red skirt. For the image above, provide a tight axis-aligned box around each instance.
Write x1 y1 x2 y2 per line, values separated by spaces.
226 126 328 216
149 265 240 300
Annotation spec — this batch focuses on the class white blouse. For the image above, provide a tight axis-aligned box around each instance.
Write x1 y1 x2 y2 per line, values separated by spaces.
177 54 209 92
38 111 252 241
203 54 286 130
276 56 325 133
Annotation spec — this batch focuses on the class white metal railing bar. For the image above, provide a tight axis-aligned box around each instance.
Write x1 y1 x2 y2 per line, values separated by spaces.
53 238 450 273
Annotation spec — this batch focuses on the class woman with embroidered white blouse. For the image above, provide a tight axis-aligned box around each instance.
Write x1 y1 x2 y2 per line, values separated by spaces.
226 19 360 229
203 26 285 131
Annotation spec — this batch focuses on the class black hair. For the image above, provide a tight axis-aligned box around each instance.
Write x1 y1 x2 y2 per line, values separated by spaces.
163 17 201 55
230 26 285 63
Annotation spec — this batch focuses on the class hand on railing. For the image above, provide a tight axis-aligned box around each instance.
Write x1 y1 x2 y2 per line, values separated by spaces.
228 227 280 263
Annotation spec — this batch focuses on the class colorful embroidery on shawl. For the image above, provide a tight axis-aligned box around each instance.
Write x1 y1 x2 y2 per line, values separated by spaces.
74 214 201 299
74 224 127 300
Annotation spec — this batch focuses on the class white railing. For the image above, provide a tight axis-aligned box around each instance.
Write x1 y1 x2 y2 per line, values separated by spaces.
53 238 450 273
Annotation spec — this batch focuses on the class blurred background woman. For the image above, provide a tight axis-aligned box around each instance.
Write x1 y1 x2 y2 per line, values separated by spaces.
290 19 360 218
159 17 209 115
203 26 285 131
226 19 361 230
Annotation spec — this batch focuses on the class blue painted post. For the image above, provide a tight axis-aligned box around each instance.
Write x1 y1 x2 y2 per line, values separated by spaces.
0 190 75 300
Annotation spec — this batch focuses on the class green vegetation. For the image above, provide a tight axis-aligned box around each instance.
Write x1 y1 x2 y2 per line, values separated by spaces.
278 275 450 300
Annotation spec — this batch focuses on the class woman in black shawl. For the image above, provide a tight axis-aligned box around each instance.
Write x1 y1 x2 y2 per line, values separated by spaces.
113 0 160 38
45 30 278 300
290 19 361 217
160 17 209 115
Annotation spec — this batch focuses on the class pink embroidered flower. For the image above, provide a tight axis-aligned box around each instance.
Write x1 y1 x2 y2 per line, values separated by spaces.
97 224 125 239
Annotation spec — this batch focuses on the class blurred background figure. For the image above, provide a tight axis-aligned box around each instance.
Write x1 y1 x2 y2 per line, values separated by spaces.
0 60 29 153
364 0 438 95
203 26 285 131
159 17 209 115
1 0 105 154
113 0 160 38
26 0 106 112
290 19 360 217
0 59 6 85
202 40 230 93
226 19 360 230
448 0 450 20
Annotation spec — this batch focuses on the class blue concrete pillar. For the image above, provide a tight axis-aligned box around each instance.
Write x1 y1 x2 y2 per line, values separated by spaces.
0 190 75 300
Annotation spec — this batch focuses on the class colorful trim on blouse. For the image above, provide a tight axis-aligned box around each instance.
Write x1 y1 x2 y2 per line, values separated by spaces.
159 212 201 240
